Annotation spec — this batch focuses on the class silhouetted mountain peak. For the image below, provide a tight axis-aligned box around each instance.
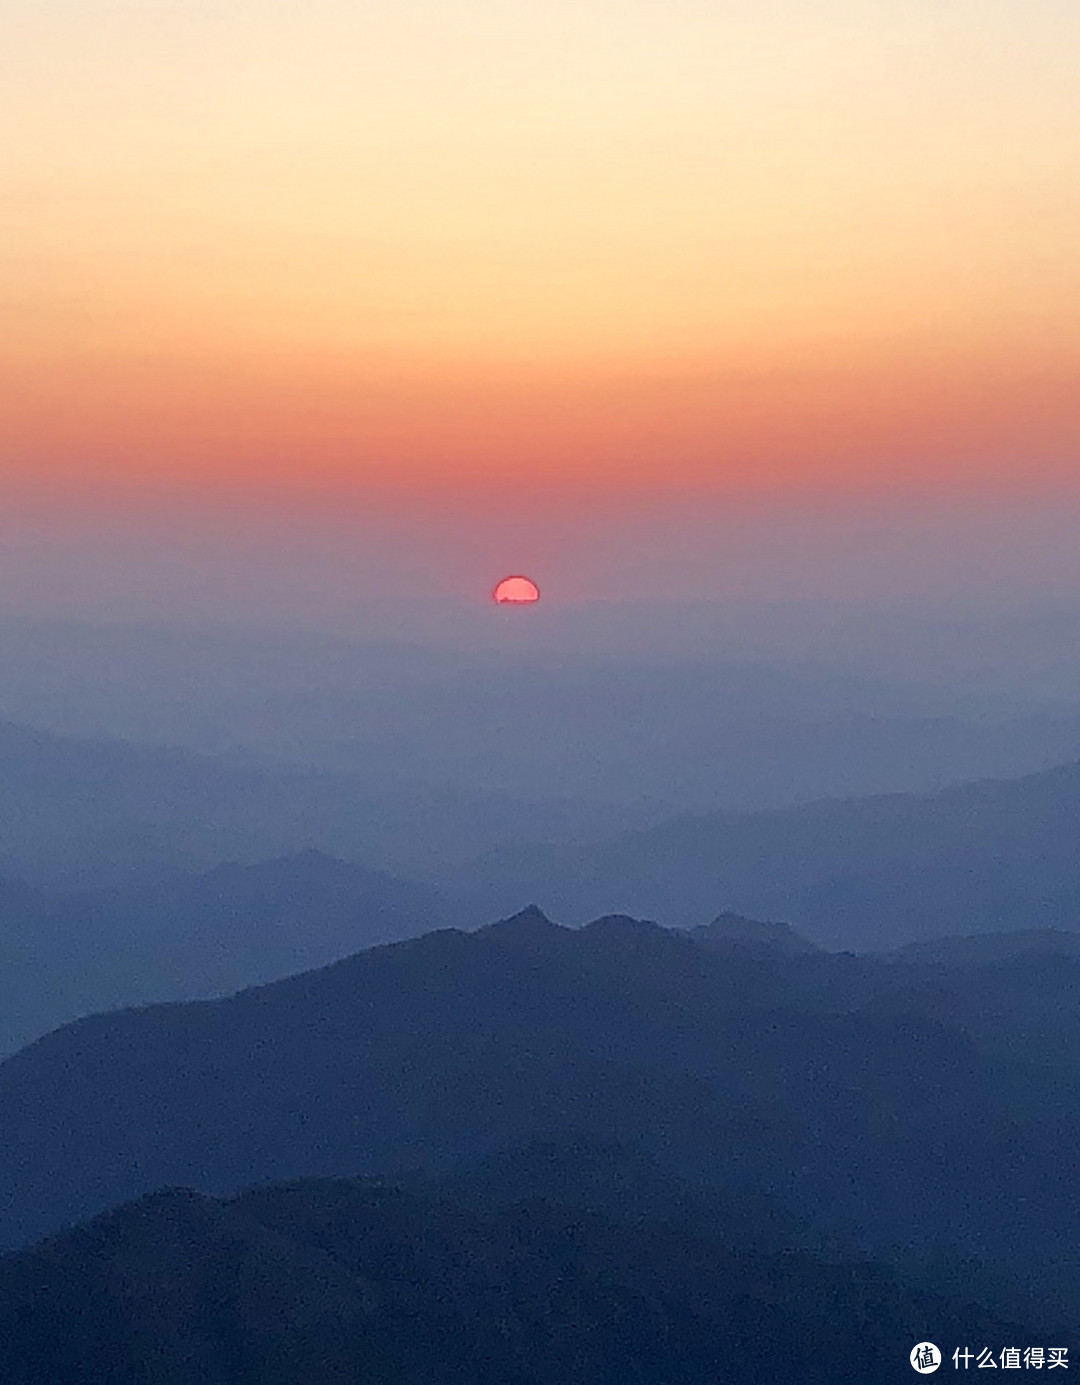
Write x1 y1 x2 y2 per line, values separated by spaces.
583 913 663 932
454 754 1080 947
692 912 819 953
578 914 676 957
481 904 563 946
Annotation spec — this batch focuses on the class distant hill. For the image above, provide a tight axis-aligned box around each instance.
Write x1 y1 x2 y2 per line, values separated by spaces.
2 910 1080 1319
10 717 1080 954
771 854 1080 951
689 911 820 954
453 760 1080 947
0 852 458 1055
0 718 642 889
887 927 1080 967
8 612 1080 815
0 1160 1053 1385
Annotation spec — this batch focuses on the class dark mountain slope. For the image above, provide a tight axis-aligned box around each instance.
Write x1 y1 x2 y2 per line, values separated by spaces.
2 911 1080 1310
425 1134 818 1255
453 760 1080 945
47 849 456 992
0 1172 1054 1385
0 852 458 1056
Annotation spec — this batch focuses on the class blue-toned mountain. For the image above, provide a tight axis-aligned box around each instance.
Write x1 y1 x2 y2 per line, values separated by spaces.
2 909 1079 1323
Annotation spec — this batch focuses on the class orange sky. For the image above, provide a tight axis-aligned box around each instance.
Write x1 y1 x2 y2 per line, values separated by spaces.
2 0 1079 501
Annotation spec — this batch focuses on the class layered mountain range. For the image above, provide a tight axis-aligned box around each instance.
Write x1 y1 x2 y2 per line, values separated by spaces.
454 760 1080 944
0 1152 1054 1385
0 850 458 1055
1 711 1078 1376
2 909 1078 1318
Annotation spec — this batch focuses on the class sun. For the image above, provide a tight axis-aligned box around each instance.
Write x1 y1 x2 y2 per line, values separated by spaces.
493 575 540 605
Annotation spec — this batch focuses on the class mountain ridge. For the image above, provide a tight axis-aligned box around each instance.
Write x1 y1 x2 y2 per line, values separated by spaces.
451 757 1080 945
2 909 1080 1317
0 1159 1054 1385
0 717 642 890
0 850 460 1056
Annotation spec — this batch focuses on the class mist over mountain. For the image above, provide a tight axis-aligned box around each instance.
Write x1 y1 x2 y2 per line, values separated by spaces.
3 909 1080 1330
10 753 1080 1054
2 603 1079 1376
0 852 460 1055
6 703 1080 964
7 0 1080 1368
0 719 641 890
457 760 1080 946
4 608 1080 815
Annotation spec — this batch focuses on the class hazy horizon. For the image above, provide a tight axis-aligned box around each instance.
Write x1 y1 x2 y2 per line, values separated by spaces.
3 3 1080 1371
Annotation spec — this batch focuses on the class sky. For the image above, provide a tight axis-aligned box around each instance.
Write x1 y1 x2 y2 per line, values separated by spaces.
2 0 1079 619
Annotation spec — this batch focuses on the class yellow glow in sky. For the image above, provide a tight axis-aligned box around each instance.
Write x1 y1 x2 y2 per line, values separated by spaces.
2 0 1079 492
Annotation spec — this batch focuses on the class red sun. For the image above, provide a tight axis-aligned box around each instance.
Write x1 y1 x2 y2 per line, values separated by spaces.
493 575 540 604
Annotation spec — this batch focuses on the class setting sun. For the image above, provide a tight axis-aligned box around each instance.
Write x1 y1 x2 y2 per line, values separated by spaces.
493 576 541 605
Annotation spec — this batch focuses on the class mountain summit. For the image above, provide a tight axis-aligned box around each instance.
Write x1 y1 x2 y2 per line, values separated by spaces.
1 912 1079 1320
